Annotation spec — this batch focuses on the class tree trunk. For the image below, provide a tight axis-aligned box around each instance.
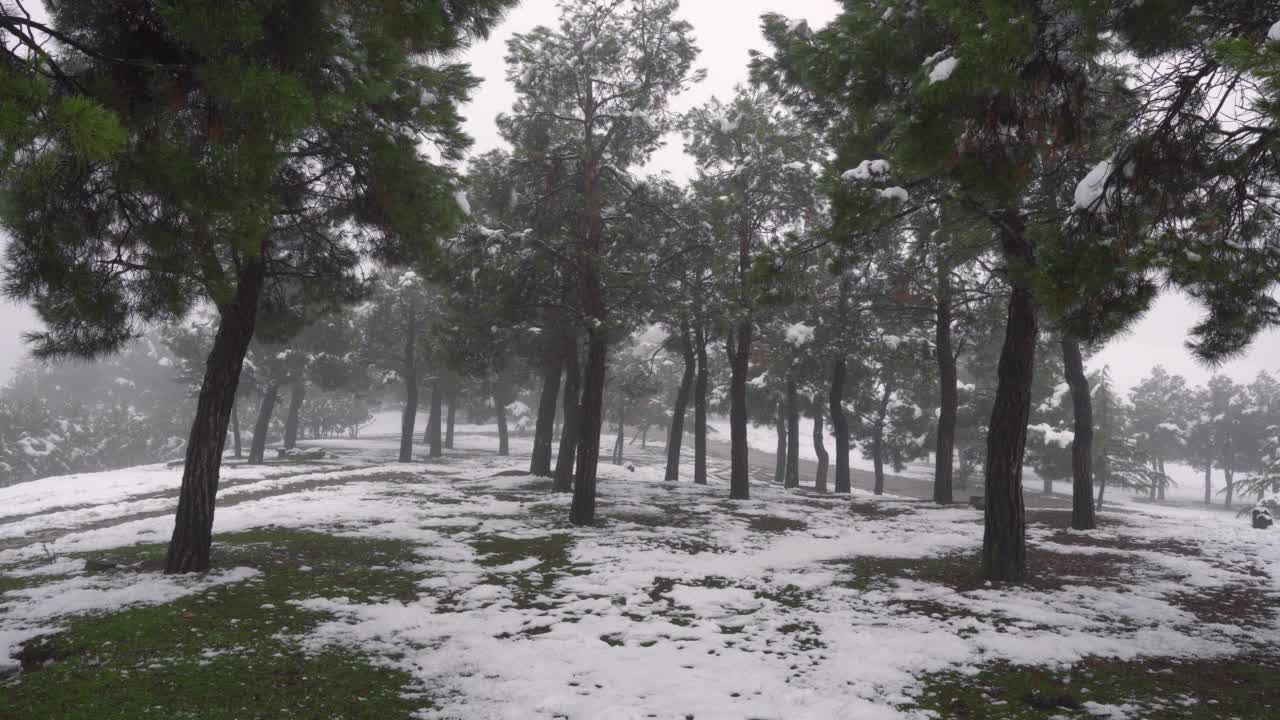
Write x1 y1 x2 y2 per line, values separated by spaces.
873 382 891 496
1204 463 1212 504
785 380 800 489
812 406 829 493
230 402 242 459
694 322 709 485
283 378 305 450
773 402 786 485
981 215 1035 583
530 340 562 475
427 377 443 458
248 382 280 464
570 331 606 525
1061 338 1095 530
665 324 695 481
1157 459 1166 500
444 386 456 450
830 358 851 494
1224 467 1234 508
934 264 957 505
728 320 753 499
398 310 418 464
165 257 266 574
494 384 510 457
555 335 581 493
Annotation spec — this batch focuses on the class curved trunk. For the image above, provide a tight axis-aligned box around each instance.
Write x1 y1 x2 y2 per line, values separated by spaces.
1062 338 1095 530
934 266 957 505
981 215 1035 583
555 336 581 493
427 377 443 458
165 257 266 574
664 324 695 481
812 406 828 492
694 323 709 485
728 320 753 499
283 378 305 450
830 358 851 494
248 382 280 465
530 340 563 475
785 380 800 489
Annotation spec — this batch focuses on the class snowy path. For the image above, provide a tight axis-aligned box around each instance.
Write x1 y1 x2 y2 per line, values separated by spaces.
1 429 1277 718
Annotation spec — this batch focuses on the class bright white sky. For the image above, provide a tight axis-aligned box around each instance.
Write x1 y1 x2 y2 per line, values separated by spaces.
2 0 1277 392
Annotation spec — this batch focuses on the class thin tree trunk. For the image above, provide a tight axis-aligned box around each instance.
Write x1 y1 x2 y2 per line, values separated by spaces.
665 324 695 481
812 405 828 492
831 358 851 494
444 385 456 450
694 322 709 485
494 383 509 457
873 382 891 495
398 310 418 464
428 377 443 458
555 335 581 493
982 215 1035 583
934 263 957 505
530 340 562 475
1204 463 1212 504
785 380 800 489
1062 338 1095 530
1157 459 1166 500
612 395 624 465
1224 467 1234 508
728 321 752 499
248 382 280 464
774 402 786 485
165 257 266 574
231 402 242 459
283 378 305 450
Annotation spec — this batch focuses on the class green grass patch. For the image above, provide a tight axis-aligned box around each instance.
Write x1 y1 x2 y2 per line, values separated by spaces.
469 532 578 608
908 655 1280 718
1 529 431 720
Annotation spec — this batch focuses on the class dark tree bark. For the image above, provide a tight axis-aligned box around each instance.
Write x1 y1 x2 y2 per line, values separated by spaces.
1157 459 1166 500
555 335 581 493
812 406 829 493
283 378 305 450
611 394 625 465
872 381 891 496
1204 463 1212 504
1062 338 1095 530
694 322 709 485
530 340 562 475
981 216 1035 583
494 383 510 457
165 258 266 574
1224 467 1234 508
934 264 957 505
665 324 696 481
728 320 753 499
248 382 280 465
773 402 786 485
830 358 851 494
444 385 457 450
398 309 419 464
230 401 242 459
570 330 606 525
785 380 800 489
427 377 443 458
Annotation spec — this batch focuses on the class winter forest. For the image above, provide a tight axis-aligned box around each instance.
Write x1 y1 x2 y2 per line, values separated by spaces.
2 0 1280 718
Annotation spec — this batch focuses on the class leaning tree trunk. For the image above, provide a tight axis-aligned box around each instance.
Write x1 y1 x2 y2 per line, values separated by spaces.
785 380 800 489
530 339 563 475
773 403 787 485
812 406 829 493
427 377 443 458
248 382 280 465
981 215 1036 583
728 321 753 499
165 257 266 574
665 324 695 481
230 402 242 459
1062 338 1095 530
444 386 456 450
283 378 305 450
934 264 957 505
694 322 710 485
555 335 582 493
830 358 851 494
398 311 419 464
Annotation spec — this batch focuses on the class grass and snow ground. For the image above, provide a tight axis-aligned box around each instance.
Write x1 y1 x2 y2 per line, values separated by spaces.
1 422 1277 719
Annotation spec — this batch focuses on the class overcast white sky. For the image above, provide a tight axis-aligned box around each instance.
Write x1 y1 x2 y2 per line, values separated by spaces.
2 0 1277 392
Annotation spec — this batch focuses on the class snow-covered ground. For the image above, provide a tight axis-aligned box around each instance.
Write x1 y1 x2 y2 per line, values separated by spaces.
1 424 1276 718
